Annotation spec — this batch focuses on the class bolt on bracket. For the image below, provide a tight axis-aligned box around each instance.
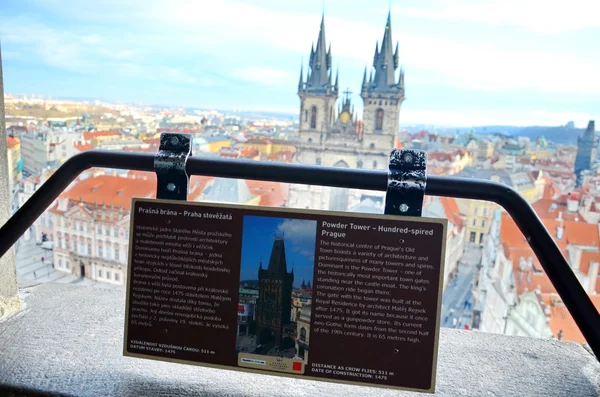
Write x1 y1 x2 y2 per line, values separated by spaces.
384 149 427 217
154 132 192 201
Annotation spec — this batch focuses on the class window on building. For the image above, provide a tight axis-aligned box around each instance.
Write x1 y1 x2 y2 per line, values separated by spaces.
470 232 476 243
79 222 83 232
106 271 112 279
482 208 488 216
98 246 103 258
98 269 103 278
474 208 478 216
373 160 378 169
114 247 120 261
58 237 62 248
375 108 384 130
115 273 120 282
300 327 306 342
479 233 485 244
58 259 62 268
472 219 476 226
310 106 317 129
105 227 109 236
113 228 118 237
65 261 70 269
482 220 486 227
72 240 77 251
87 244 92 256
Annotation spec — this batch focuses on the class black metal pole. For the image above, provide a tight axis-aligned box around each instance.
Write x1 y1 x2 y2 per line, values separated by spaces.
1 150 598 360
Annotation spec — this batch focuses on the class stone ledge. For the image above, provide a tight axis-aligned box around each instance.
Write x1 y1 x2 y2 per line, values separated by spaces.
0 283 598 397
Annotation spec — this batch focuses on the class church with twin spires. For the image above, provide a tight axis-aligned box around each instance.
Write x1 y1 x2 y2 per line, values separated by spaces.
289 12 405 212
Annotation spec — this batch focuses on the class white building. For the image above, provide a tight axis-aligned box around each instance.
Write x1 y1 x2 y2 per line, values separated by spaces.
20 129 80 175
505 289 553 339
472 209 517 334
18 170 54 242
49 175 155 286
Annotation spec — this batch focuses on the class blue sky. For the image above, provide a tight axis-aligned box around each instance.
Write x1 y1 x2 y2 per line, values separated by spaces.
239 216 316 286
2 0 600 126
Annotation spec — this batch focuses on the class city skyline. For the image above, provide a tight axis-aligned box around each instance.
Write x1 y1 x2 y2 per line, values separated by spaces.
2 0 600 127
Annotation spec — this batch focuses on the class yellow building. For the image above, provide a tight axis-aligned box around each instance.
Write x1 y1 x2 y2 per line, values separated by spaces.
241 138 296 157
458 169 544 245
205 135 231 152
6 137 22 191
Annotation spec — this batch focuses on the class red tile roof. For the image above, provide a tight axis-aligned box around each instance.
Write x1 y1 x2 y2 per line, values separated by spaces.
579 251 600 274
74 142 94 152
501 214 599 249
56 175 155 211
83 131 121 140
247 180 289 207
532 199 580 222
548 294 600 343
438 196 463 230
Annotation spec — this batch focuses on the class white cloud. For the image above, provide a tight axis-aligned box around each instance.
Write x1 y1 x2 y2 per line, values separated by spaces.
277 219 317 243
276 219 317 260
232 67 291 85
401 33 600 95
394 0 600 34
401 108 600 127
146 1 600 96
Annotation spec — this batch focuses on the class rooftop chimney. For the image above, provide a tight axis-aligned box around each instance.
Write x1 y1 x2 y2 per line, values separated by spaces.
556 224 564 240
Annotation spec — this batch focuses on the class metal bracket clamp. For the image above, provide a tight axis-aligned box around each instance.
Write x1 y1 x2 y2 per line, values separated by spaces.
154 133 192 201
384 149 427 217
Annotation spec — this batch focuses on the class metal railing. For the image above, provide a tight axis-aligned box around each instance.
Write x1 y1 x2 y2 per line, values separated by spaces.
0 149 598 360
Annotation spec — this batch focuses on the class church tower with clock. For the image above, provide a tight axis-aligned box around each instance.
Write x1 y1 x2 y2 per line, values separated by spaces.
290 12 405 212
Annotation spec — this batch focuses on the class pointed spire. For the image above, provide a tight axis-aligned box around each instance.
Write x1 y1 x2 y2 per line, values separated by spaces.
371 11 399 92
305 14 333 94
298 63 304 93
362 67 368 87
584 120 596 140
399 68 405 89
369 69 374 83
373 40 379 67
334 69 339 92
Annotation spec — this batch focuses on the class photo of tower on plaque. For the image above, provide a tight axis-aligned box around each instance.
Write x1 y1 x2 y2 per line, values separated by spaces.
237 216 316 373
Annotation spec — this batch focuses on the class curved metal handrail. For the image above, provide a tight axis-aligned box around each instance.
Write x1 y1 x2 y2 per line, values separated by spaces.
0 150 598 360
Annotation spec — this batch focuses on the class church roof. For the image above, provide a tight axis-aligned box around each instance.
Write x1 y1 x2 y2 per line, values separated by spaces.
202 177 256 204
299 15 335 96
362 11 404 95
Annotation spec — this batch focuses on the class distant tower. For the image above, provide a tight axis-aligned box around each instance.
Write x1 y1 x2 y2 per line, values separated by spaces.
255 237 294 345
360 11 405 164
574 120 597 187
298 15 338 145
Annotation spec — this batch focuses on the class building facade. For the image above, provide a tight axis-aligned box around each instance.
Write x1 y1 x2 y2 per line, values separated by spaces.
289 13 405 211
574 120 597 187
255 237 294 346
6 137 22 193
20 130 79 175
49 175 155 286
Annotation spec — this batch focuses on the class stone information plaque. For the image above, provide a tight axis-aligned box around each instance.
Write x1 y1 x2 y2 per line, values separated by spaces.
124 198 447 393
